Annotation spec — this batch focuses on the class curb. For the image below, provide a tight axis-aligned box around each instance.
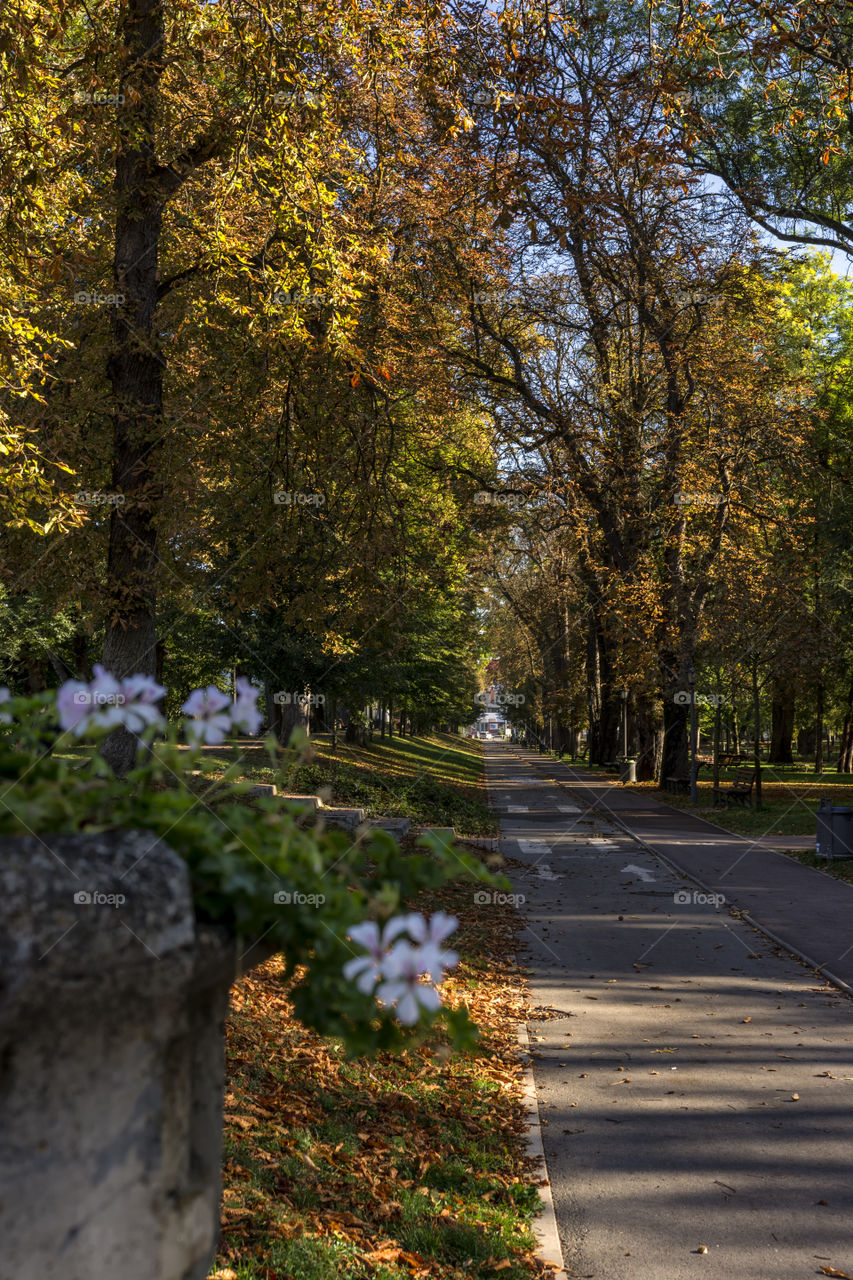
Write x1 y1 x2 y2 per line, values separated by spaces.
517 1023 568 1279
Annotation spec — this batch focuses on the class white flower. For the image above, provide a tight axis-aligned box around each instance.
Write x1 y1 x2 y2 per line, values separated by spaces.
230 676 263 735
376 941 444 1025
0 687 11 726
57 665 125 735
343 912 460 1023
343 917 413 994
119 673 167 735
57 667 167 738
392 911 459 983
182 685 232 745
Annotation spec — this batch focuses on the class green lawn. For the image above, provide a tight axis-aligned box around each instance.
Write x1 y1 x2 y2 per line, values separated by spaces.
635 765 853 839
189 732 497 837
54 730 496 836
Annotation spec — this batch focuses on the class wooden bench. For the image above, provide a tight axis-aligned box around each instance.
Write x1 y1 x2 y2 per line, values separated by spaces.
665 761 708 794
713 766 757 808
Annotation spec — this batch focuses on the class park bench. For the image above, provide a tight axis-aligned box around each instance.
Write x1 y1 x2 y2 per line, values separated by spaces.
717 752 752 769
665 761 708 794
713 765 757 808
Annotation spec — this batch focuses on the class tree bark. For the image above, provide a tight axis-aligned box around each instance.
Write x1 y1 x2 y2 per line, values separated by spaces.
752 658 762 807
814 678 825 774
99 0 169 775
769 677 795 764
835 679 853 773
660 654 690 782
100 0 227 773
635 694 663 782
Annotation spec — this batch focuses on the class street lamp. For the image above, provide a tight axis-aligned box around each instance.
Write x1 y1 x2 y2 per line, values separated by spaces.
621 687 628 760
687 665 698 804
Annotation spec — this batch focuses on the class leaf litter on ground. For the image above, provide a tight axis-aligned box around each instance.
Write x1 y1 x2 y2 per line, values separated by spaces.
211 855 553 1280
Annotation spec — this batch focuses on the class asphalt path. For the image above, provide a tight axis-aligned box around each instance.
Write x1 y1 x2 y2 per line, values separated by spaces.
486 743 853 1280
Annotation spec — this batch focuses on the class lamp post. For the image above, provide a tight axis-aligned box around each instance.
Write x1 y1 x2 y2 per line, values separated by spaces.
621 687 628 759
688 665 698 804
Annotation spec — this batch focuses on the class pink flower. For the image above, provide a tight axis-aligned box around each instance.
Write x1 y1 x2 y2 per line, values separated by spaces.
182 685 232 744
57 665 125 735
119 673 166 734
342 913 459 1022
230 676 263 736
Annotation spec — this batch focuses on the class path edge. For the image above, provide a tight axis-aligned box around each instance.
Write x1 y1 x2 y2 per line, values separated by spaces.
517 1022 568 1279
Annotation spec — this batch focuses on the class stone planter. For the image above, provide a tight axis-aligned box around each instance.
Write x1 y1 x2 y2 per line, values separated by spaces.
0 829 271 1280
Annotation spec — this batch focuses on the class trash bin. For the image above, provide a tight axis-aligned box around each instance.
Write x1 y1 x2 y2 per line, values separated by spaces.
816 801 853 858
619 758 637 784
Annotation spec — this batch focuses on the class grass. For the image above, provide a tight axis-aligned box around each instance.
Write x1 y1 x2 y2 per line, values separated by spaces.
53 730 496 835
191 732 498 837
209 868 547 1280
632 764 853 838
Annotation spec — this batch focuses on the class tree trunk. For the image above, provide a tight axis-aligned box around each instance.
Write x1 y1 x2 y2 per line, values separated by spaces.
752 658 762 807
635 694 663 781
713 673 722 791
660 654 690 782
814 678 825 774
99 0 169 774
769 677 795 764
835 679 853 773
586 610 602 764
661 696 689 782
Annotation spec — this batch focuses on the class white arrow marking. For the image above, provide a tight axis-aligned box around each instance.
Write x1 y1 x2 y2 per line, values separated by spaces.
537 864 563 881
518 839 552 856
621 864 656 882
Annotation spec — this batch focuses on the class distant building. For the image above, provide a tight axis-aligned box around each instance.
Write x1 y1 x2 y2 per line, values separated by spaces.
467 682 512 737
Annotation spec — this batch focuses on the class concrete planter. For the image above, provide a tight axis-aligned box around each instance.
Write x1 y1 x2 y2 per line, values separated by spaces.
0 829 271 1280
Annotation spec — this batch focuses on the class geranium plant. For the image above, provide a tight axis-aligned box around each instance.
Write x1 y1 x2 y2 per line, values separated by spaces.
0 670 504 1053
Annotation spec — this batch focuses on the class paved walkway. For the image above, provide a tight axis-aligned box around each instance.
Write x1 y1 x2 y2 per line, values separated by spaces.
485 743 853 1280
513 750 853 989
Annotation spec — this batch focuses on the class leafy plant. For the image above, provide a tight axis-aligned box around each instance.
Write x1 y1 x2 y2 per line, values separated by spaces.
0 677 503 1054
